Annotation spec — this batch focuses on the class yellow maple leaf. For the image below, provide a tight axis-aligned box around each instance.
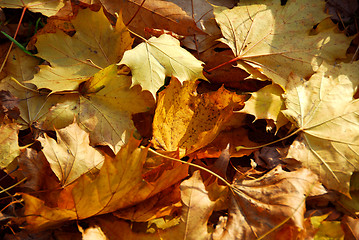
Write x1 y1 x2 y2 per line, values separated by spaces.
213 0 351 86
40 64 154 152
26 8 133 92
118 34 206 98
240 84 288 129
22 137 188 230
283 62 359 195
39 122 105 186
0 0 64 17
152 78 245 157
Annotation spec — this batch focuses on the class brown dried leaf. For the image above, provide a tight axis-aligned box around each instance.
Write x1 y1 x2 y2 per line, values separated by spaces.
212 166 326 240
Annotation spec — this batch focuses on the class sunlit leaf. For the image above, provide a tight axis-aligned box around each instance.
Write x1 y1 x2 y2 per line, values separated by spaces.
214 0 351 85
118 34 205 98
39 122 105 186
152 78 245 157
283 62 359 195
0 0 64 17
26 8 133 92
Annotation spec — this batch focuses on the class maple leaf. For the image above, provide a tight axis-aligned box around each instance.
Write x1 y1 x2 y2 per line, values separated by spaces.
0 123 20 168
118 34 206 98
39 122 105 186
90 171 227 240
26 8 133 92
101 0 205 37
240 84 288 129
40 64 154 152
22 137 188 230
0 0 64 16
283 62 359 195
213 0 351 85
152 78 245 156
0 77 66 128
4 48 40 82
212 166 326 240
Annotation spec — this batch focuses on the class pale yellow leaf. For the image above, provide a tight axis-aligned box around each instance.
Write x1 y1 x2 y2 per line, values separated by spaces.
283 62 359 195
39 122 105 186
0 0 64 17
118 34 205 98
27 8 133 92
240 84 288 129
214 0 351 85
41 64 154 152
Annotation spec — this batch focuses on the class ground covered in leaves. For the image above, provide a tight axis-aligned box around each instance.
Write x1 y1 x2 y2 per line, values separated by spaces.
0 0 359 239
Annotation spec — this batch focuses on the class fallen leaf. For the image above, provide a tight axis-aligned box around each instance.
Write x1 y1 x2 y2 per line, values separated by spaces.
0 77 71 128
0 0 64 17
26 8 133 92
16 149 57 191
152 78 245 156
0 90 20 120
41 64 154 152
212 166 326 240
342 215 359 240
22 137 188 230
0 123 20 168
39 122 105 186
4 48 40 82
113 184 181 222
213 0 351 85
100 0 205 37
283 62 359 195
240 84 288 129
118 34 205 98
173 0 236 53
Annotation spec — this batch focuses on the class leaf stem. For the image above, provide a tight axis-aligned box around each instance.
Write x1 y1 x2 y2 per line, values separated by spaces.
235 128 301 151
148 148 233 189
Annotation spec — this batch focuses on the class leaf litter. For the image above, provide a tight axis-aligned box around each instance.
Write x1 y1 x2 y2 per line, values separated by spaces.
0 0 358 239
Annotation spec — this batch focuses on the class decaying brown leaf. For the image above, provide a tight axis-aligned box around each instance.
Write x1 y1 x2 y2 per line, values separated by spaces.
212 166 326 240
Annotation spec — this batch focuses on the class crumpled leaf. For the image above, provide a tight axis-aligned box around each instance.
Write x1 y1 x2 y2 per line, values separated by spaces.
152 78 245 157
0 0 64 17
283 62 359 195
41 64 154 153
213 0 351 85
27 8 133 92
22 137 188 230
212 166 326 240
118 34 205 98
0 123 20 168
39 122 105 186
